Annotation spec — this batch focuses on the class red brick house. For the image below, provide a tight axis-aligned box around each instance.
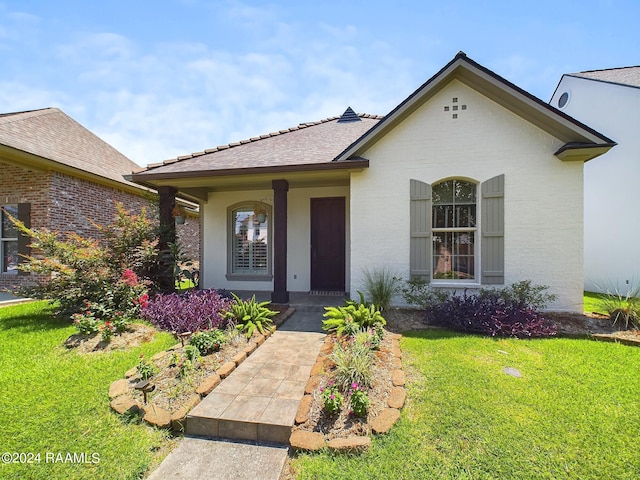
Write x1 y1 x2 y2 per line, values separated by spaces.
0 107 199 290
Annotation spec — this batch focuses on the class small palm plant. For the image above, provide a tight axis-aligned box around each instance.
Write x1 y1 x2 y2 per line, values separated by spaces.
322 302 386 336
224 293 277 337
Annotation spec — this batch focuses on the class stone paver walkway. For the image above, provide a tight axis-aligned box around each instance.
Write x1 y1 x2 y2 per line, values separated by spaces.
186 309 325 444
148 309 326 479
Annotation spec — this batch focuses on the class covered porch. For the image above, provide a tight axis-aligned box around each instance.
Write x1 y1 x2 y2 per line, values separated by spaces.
230 290 348 308
130 109 380 303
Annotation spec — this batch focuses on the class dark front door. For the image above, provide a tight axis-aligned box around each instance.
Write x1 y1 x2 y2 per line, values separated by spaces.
310 197 346 291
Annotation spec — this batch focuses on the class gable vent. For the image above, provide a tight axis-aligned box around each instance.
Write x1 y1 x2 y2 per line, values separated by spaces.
337 106 361 123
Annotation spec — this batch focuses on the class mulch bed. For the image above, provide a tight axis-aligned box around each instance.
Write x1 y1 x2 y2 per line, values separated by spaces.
64 323 158 353
292 331 396 441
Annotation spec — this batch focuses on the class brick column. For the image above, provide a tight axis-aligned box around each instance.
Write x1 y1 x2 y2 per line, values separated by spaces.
271 180 289 304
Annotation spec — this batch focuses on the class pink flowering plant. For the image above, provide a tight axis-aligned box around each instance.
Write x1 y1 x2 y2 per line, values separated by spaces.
72 307 100 335
10 202 160 318
100 321 115 343
320 380 344 414
348 382 370 417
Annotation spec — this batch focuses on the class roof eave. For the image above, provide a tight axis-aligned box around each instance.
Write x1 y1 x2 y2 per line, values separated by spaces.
131 159 370 183
0 143 151 195
554 142 617 162
335 53 615 162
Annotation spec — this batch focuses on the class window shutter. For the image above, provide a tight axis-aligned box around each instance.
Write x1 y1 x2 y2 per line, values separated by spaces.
410 179 431 280
481 175 504 284
17 202 31 276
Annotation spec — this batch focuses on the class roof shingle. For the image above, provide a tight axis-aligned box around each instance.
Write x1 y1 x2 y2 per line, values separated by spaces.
0 107 142 187
136 113 382 176
571 66 640 88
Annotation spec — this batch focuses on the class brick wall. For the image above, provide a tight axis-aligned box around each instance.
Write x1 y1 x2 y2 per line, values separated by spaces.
49 171 151 238
1 163 201 292
0 161 51 290
177 214 200 264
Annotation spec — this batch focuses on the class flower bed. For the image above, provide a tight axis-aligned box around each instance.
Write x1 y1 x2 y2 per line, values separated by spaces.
290 329 406 452
108 307 294 431
109 329 267 430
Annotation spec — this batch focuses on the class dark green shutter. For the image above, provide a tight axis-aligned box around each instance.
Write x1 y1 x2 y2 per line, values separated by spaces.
17 203 31 275
410 179 431 280
481 175 504 284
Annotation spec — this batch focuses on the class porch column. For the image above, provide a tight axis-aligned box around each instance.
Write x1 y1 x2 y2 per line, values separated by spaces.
157 186 177 292
271 179 289 304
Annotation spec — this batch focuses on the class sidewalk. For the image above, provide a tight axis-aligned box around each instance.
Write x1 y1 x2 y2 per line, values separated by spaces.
0 292 31 307
146 309 325 480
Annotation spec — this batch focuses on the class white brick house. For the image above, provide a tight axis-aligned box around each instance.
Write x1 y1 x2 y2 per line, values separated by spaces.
132 52 614 312
550 67 640 295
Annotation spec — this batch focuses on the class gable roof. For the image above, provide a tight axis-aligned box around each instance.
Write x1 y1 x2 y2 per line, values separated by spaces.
335 52 615 163
0 108 143 190
133 112 382 179
569 66 640 89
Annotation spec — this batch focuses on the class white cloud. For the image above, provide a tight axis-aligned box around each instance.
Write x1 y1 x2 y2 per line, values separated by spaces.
0 1 427 167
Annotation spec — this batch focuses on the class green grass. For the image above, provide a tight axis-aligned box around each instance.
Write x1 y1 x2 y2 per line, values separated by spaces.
292 330 640 479
0 301 177 480
584 291 607 314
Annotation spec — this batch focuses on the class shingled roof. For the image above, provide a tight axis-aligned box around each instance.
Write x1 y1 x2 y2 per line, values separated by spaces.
570 66 640 89
0 108 143 188
134 111 382 177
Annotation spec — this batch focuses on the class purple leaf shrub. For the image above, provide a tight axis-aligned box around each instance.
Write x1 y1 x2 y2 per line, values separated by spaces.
141 289 233 333
424 290 557 338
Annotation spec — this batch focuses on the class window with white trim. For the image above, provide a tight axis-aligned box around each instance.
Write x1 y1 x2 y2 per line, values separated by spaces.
228 203 271 277
1 205 19 273
432 179 477 281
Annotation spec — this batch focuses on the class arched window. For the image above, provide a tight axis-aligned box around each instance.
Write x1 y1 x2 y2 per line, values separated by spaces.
228 202 271 278
410 175 503 285
432 179 477 281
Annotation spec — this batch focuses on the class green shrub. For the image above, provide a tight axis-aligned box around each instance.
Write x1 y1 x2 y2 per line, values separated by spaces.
400 277 450 309
596 283 640 330
189 329 226 355
322 303 385 336
361 267 401 310
328 340 373 389
136 354 156 380
72 309 100 335
479 280 557 310
100 321 115 343
320 381 344 414
177 359 193 379
348 383 370 417
183 345 200 364
10 202 157 317
352 325 384 350
224 293 277 337
346 291 371 308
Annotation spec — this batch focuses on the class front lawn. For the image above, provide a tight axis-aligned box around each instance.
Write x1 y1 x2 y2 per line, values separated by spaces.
0 301 176 480
291 329 640 479
584 291 607 314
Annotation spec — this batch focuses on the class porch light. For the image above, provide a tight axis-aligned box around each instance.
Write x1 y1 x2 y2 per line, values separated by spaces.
254 204 267 224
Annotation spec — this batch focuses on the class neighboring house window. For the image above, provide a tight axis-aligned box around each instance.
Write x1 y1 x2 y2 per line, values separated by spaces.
1 205 18 273
432 179 477 281
410 175 504 285
227 203 271 279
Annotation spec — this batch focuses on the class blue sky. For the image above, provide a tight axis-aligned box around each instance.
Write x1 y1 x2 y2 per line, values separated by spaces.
0 0 637 166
